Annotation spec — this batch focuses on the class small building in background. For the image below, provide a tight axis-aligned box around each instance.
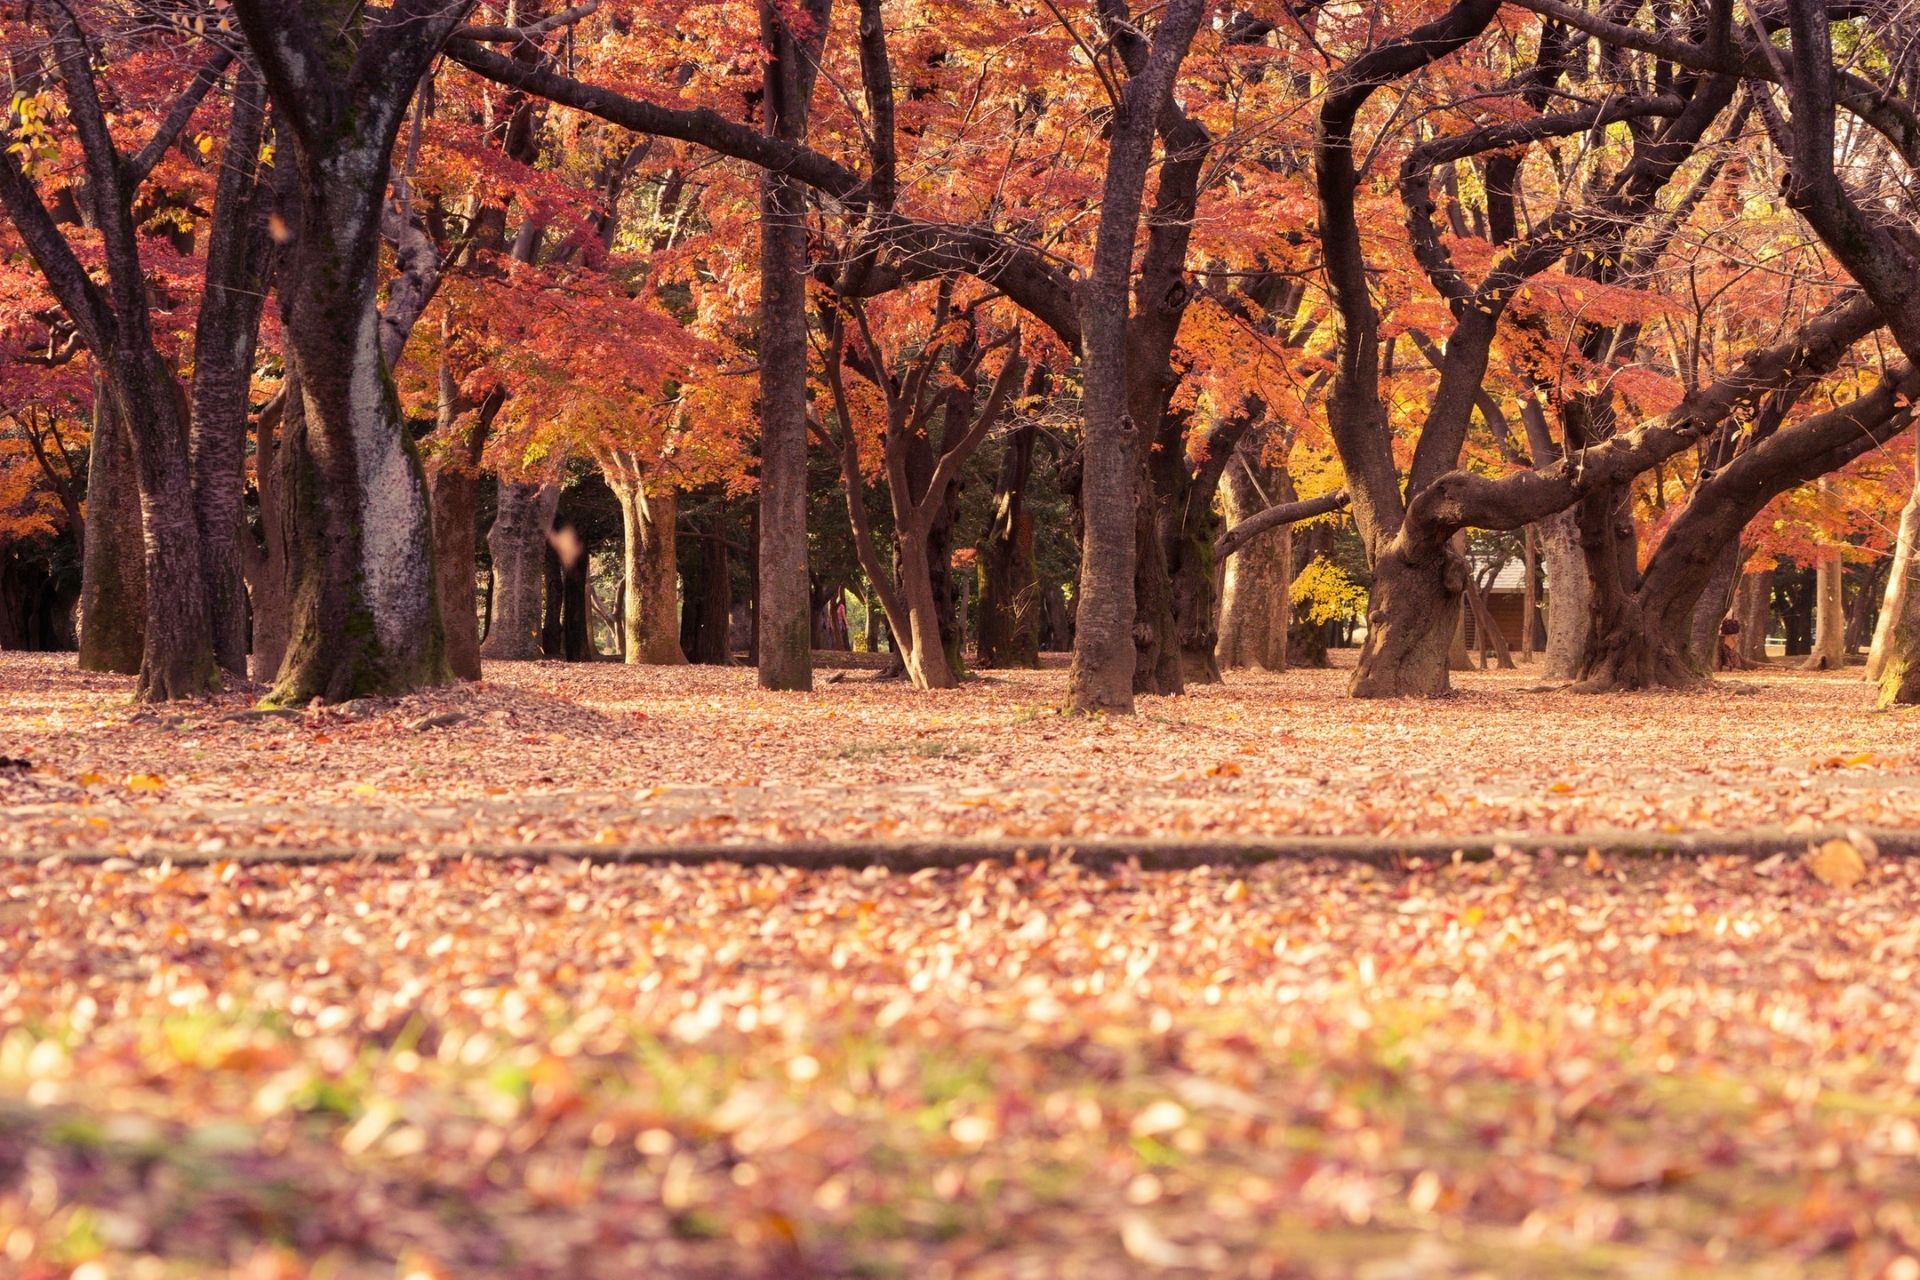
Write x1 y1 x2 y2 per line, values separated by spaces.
1464 555 1545 653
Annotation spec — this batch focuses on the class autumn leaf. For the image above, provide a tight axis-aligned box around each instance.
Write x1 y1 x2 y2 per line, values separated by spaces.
1806 838 1869 889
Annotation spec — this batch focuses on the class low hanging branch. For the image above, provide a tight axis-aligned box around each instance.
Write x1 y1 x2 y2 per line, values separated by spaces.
1215 491 1350 560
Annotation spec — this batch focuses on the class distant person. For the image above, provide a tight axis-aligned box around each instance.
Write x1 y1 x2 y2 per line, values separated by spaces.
1717 613 1743 671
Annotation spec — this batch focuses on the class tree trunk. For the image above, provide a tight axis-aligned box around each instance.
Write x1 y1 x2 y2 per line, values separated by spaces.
1537 508 1589 681
1131 487 1185 695
481 479 559 660
1739 567 1773 663
430 466 483 680
617 482 686 665
189 65 271 680
978 422 1040 668
247 397 290 683
1875 467 1920 705
753 0 830 693
1686 539 1742 669
1464 577 1515 669
1572 478 1701 692
1805 546 1848 670
895 526 958 689
1845 558 1883 654
1521 524 1538 662
1448 595 1472 671
561 540 591 662
1869 474 1920 683
77 387 145 675
1352 541 1466 697
267 190 445 703
687 526 733 664
1216 458 1291 671
1170 510 1220 686
1067 4 1209 713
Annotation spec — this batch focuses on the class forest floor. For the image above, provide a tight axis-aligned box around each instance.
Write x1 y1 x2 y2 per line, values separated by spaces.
2 652 1920 1277
1 650 1917 861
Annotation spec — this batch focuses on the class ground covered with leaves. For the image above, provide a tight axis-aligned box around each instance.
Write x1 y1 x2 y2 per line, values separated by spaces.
5 653 1920 1277
4 852 1920 1277
2 652 1919 859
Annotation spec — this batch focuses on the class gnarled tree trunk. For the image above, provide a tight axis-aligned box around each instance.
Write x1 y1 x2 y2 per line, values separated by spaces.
1353 541 1465 697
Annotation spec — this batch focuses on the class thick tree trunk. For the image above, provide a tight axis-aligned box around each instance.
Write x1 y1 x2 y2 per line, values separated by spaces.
1875 465 1920 705
430 466 483 680
1868 478 1920 683
77 388 145 675
427 375 497 683
480 480 559 660
267 176 445 702
1131 491 1184 695
617 482 686 665
103 349 220 701
1573 480 1702 692
1170 512 1220 686
1351 542 1465 697
1068 4 1208 713
979 423 1040 668
1686 540 1742 669
1537 508 1589 681
1216 460 1291 671
756 175 813 691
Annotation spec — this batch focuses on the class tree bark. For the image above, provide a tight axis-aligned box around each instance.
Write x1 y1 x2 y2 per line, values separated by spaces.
978 423 1039 668
1521 524 1538 662
1805 545 1848 670
1869 468 1920 683
1067 0 1208 713
1215 457 1291 671
189 63 272 679
682 520 734 665
481 480 560 660
1573 479 1701 692
429 464 483 680
753 0 832 693
232 0 474 704
1353 542 1468 697
615 481 686 664
246 396 290 682
1686 540 1742 669
77 388 145 675
1739 567 1773 663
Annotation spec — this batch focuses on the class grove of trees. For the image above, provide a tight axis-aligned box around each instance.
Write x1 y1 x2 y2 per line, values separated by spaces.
5 0 1920 712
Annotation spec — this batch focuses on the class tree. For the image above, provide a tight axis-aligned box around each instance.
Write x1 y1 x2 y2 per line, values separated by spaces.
228 0 476 703
0 10 233 698
816 283 1025 689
